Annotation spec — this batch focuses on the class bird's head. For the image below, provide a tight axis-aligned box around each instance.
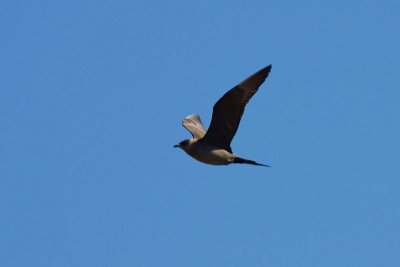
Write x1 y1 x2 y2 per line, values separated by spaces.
173 139 191 150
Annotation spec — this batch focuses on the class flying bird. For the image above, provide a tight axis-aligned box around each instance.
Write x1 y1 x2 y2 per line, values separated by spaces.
174 65 272 167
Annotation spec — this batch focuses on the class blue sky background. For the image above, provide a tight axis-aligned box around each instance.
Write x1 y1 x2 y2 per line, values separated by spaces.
2 1 399 266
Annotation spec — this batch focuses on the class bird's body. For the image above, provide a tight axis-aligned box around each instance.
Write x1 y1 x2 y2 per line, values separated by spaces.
174 65 272 167
178 140 235 165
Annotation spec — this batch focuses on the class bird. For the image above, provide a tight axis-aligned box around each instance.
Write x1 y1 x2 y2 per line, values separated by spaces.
174 65 272 167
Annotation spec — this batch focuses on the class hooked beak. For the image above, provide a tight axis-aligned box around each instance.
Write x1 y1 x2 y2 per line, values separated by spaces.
173 144 180 148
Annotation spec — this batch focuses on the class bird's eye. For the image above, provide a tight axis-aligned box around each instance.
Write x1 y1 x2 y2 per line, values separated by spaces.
181 140 188 146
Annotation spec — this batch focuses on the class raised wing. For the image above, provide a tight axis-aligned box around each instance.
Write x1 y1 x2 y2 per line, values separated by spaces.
182 114 206 139
201 65 272 151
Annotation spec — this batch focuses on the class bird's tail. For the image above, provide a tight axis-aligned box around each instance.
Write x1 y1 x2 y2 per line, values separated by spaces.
233 157 270 167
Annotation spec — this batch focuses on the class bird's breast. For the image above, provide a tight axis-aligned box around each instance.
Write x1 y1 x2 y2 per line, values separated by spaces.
184 143 234 165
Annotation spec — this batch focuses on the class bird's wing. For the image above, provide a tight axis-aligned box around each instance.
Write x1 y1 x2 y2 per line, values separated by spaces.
201 65 272 151
182 114 207 139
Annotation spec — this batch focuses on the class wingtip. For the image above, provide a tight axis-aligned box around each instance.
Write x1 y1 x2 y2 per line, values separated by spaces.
259 64 272 80
257 64 272 77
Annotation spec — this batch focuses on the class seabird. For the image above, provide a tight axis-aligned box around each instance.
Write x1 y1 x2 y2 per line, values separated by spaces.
174 65 272 167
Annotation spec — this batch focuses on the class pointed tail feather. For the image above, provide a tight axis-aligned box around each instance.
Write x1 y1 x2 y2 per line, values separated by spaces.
233 157 270 167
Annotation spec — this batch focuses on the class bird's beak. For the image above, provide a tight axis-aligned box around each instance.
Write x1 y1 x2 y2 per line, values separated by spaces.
173 144 179 148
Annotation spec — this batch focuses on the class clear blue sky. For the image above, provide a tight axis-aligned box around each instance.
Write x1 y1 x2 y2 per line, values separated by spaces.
2 1 399 266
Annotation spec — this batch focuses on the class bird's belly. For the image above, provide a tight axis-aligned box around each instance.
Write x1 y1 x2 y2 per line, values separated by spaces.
186 147 233 165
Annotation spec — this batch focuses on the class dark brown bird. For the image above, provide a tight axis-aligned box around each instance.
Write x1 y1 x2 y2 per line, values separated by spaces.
174 65 272 167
